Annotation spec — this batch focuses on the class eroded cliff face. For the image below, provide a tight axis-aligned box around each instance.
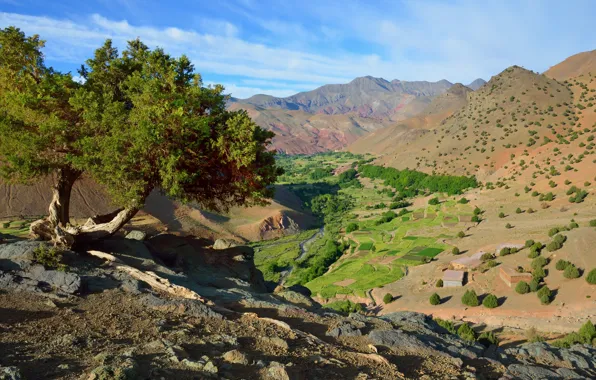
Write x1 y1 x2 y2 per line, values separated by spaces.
258 212 301 240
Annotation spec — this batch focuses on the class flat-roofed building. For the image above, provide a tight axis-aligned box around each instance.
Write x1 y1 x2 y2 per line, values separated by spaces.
451 251 485 270
499 265 533 287
443 270 465 287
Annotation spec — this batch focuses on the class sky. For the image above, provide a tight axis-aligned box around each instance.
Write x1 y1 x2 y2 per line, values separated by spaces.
0 0 595 99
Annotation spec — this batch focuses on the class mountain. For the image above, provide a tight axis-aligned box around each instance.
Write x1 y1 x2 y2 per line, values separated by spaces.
466 78 487 90
352 64 595 188
544 49 596 80
349 83 473 155
231 76 453 119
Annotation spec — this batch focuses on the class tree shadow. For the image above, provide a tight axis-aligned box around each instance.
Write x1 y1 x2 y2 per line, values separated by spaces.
441 295 452 303
497 296 508 307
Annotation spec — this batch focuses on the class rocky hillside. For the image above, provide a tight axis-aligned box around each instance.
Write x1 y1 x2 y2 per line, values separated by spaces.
0 236 594 379
545 49 596 80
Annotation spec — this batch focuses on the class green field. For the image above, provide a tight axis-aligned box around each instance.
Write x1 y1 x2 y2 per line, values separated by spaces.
0 219 34 238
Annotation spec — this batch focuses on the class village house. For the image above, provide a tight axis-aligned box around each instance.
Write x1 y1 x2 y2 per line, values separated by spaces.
499 265 533 287
443 269 465 287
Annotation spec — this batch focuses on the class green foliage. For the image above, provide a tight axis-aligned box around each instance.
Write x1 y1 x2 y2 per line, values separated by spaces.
587 269 596 285
337 168 362 189
452 247 460 255
461 290 479 307
310 167 333 180
457 322 476 342
383 293 394 304
32 244 67 271
358 164 478 196
529 278 540 292
546 240 562 252
516 281 530 294
532 267 546 281
429 293 441 305
434 318 456 334
458 198 469 204
428 197 440 205
499 247 511 256
537 286 552 304
482 294 498 308
525 240 535 248
457 231 465 238
548 227 560 237
515 208 523 214
564 265 580 279
505 223 513 229
590 219 596 227
436 279 444 288
375 210 397 225
556 260 571 271
345 222 359 233
531 256 548 270
0 28 280 228
311 194 354 223
579 320 596 343
498 212 505 218
294 238 347 284
477 331 499 347
323 300 364 315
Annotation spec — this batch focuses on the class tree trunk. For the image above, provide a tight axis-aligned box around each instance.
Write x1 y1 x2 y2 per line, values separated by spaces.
48 167 81 227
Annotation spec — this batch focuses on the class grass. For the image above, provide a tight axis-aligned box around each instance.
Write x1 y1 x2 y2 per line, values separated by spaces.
0 219 34 237
416 247 444 258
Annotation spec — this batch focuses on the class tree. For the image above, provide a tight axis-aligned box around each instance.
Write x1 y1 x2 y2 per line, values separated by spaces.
516 207 523 214
516 281 530 294
537 286 552 304
457 231 465 238
461 290 479 307
0 28 281 247
482 294 498 308
564 265 580 279
587 269 596 285
429 293 441 305
578 320 596 343
436 279 444 287
457 322 476 342
345 222 359 233
428 197 440 205
499 212 506 218
452 247 460 255
555 259 571 271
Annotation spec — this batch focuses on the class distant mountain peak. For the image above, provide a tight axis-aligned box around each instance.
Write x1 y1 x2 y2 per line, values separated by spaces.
466 78 486 90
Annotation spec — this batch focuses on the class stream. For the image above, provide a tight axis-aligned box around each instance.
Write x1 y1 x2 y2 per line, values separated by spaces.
279 226 324 285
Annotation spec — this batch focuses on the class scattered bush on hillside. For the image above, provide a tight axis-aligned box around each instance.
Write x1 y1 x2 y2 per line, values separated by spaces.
564 265 580 279
537 286 552 304
526 327 545 343
590 219 596 227
552 320 595 348
434 318 456 334
568 222 579 229
452 247 460 255
429 293 441 305
548 227 560 237
532 267 547 281
457 322 476 342
527 208 535 214
461 290 479 307
525 240 535 248
516 281 530 294
428 197 440 205
529 278 540 292
531 257 548 270
498 212 505 218
458 198 469 204
499 247 511 256
528 250 540 259
310 167 333 180
436 279 444 288
383 293 394 304
515 208 523 214
457 231 465 238
477 331 499 347
587 269 596 285
505 223 513 229
375 211 397 225
323 300 364 315
556 260 571 271
482 294 498 309
480 253 494 261
546 241 562 252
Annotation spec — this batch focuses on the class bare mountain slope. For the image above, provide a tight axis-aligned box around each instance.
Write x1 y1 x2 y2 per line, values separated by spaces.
467 78 487 90
545 49 596 80
349 83 472 156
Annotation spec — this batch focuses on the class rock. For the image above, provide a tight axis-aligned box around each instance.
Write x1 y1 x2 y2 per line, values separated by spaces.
181 358 204 370
504 364 559 380
560 349 592 369
27 265 81 294
326 322 362 338
260 337 289 351
261 361 290 380
203 360 218 374
57 364 70 370
0 240 40 262
140 293 222 319
53 333 78 347
349 313 369 323
223 349 249 365
213 239 237 250
275 290 315 308
555 367 583 379
368 329 427 352
125 230 147 241
0 367 21 380
522 342 559 363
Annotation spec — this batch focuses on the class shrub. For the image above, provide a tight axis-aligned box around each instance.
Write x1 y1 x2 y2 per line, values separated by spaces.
477 331 499 347
457 322 476 342
482 294 498 308
324 300 364 314
587 269 596 285
383 293 394 304
499 247 510 256
515 281 530 294
434 318 456 334
429 293 441 305
471 215 480 223
505 223 513 229
531 256 548 270
553 234 567 245
529 278 540 292
32 244 66 271
527 208 535 214
458 198 469 204
457 231 465 238
546 241 562 252
548 227 559 237
569 222 579 229
525 240 535 248
461 290 479 307
540 294 551 305
532 267 546 280
452 247 460 255
436 279 444 288
564 265 580 279
537 286 552 303
345 222 359 233
428 197 440 205
498 212 505 218
527 250 539 259
556 259 571 271
516 208 523 214
1 222 9 229
590 219 596 227
578 320 596 343
480 252 494 261
526 327 545 343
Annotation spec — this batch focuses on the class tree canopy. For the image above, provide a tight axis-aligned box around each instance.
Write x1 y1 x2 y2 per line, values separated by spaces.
0 27 280 246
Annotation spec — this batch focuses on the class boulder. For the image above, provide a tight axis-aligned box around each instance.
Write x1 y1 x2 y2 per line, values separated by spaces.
504 364 559 380
26 265 81 294
326 322 362 338
213 239 238 250
125 230 147 241
0 367 22 380
222 349 250 365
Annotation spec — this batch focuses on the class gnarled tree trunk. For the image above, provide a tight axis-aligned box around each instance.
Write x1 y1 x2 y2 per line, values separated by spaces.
30 167 148 248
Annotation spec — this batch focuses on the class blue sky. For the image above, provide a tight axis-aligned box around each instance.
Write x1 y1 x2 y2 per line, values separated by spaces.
0 0 595 98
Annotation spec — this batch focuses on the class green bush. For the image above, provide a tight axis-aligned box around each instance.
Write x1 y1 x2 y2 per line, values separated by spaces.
436 279 444 288
578 320 596 343
505 223 513 229
458 198 469 204
428 197 440 205
1 222 9 229
383 293 394 304
556 259 571 271
527 250 539 259
32 244 67 271
457 322 476 342
477 331 499 347
323 300 364 315
482 294 498 308
587 269 596 285
434 318 456 334
461 290 479 307
452 247 460 255
537 286 552 301
515 208 522 214
345 222 359 233
564 265 580 279
515 281 530 294
531 256 548 270
590 219 596 227
548 227 560 237
532 267 546 281
525 240 535 248
499 247 510 256
429 293 441 305
529 278 540 292
498 212 505 218
457 231 465 238
480 253 494 261
553 234 567 245
546 240 562 252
